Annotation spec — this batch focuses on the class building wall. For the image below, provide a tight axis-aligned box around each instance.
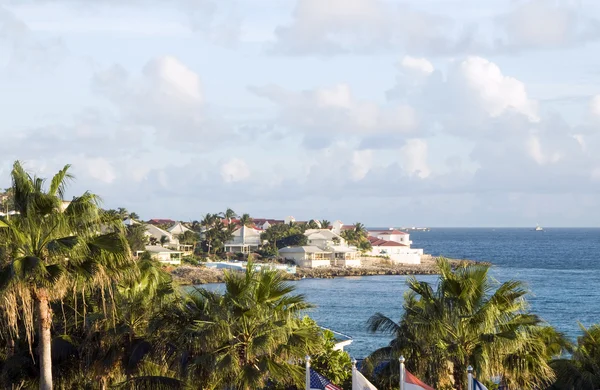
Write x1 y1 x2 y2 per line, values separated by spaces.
369 246 422 264
150 252 181 265
332 258 361 268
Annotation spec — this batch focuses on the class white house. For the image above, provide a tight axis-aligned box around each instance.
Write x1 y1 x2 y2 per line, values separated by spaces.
168 222 190 235
224 225 263 254
331 220 344 235
368 229 412 246
145 224 177 247
278 246 332 268
367 236 423 264
304 229 360 267
143 245 182 265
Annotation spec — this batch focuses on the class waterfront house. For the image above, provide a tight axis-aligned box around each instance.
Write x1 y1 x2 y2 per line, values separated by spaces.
224 225 263 254
304 228 360 267
142 245 182 265
278 246 332 268
366 236 423 264
368 229 412 246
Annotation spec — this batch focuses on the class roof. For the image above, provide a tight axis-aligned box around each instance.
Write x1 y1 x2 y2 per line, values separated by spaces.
145 224 173 240
168 222 190 234
369 229 407 235
145 245 182 253
304 229 342 240
329 246 358 253
279 246 331 254
367 236 406 247
148 219 176 225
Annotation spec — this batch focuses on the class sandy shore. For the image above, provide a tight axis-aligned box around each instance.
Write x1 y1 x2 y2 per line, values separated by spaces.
170 257 488 285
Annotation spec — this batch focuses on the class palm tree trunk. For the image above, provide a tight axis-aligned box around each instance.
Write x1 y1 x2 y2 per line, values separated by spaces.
36 289 53 390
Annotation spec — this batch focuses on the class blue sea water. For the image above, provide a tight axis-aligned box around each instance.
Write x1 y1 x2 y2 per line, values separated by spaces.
290 228 600 358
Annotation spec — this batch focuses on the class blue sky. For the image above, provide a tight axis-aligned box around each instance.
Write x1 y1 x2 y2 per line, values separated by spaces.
2 0 600 227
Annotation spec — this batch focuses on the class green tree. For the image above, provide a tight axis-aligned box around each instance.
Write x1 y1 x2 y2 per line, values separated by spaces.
239 213 252 227
223 208 237 222
0 161 131 390
367 258 560 390
129 211 140 220
320 219 331 229
126 223 148 253
156 264 321 389
307 220 319 229
550 324 600 390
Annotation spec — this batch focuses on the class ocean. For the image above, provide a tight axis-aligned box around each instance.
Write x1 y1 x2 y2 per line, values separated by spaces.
292 228 600 358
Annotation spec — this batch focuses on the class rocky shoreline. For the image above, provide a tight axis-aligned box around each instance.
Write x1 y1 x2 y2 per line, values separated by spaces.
170 257 489 286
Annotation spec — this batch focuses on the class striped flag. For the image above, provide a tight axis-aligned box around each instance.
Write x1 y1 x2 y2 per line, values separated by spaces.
309 368 342 390
473 378 489 390
404 369 435 390
352 368 377 390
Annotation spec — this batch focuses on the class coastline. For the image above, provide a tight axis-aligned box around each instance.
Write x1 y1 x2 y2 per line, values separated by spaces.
170 257 488 285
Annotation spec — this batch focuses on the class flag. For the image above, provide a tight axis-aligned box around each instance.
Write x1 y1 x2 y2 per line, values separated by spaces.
473 378 488 390
404 369 435 390
310 368 342 390
352 368 377 390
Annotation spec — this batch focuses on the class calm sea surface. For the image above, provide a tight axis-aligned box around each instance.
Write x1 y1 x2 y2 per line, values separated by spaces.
204 228 600 359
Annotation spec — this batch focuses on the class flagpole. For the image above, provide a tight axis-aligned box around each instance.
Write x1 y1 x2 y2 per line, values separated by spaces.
399 356 405 390
467 365 473 390
306 355 311 390
352 358 357 389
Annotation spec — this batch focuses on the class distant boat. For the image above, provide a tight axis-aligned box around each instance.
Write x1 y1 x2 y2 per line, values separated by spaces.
535 224 544 231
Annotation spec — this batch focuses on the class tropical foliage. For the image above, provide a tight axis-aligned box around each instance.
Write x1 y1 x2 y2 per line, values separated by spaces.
366 258 566 390
340 222 372 252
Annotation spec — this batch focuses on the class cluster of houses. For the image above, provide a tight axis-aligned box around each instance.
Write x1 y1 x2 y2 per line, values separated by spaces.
129 215 424 269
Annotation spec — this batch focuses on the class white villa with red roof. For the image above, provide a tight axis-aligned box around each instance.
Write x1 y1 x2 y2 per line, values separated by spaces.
366 229 423 264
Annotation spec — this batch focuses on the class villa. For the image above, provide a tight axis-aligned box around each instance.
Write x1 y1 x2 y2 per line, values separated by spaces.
366 229 423 264
224 225 263 254
278 246 332 268
142 245 182 265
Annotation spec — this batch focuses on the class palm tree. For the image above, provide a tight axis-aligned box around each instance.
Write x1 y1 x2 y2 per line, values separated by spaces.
353 222 366 234
238 213 252 227
117 207 129 220
159 235 170 247
320 219 331 229
550 324 600 390
223 208 237 223
367 258 559 390
156 264 321 389
129 211 140 220
0 161 131 390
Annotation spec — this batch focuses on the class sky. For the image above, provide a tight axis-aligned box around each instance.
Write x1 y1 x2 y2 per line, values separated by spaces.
1 0 600 227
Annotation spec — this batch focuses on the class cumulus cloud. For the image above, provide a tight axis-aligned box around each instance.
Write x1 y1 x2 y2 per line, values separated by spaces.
250 83 418 146
400 56 434 76
92 55 231 147
270 0 479 55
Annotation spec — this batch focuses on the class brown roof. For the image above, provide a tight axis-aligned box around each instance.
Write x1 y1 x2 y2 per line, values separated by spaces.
367 236 406 247
148 219 176 225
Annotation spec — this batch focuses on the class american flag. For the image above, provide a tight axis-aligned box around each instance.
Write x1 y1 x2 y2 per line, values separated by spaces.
310 368 342 390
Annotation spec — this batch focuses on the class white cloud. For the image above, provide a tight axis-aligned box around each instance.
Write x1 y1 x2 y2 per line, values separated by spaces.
220 158 250 183
250 83 419 144
350 149 372 181
455 56 539 121
400 56 434 75
93 55 230 147
400 139 431 178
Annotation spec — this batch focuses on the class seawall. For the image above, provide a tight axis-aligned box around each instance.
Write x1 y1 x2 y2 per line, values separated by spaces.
170 257 488 285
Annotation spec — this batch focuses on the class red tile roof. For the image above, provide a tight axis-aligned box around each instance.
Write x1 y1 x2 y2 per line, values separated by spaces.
370 229 407 235
367 236 407 247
